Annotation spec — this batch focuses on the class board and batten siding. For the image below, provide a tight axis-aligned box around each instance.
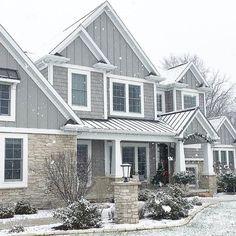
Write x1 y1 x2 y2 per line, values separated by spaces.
218 123 235 145
165 90 173 112
0 43 67 129
184 118 207 136
53 66 104 119
184 147 204 159
86 11 149 78
60 36 97 67
180 69 202 89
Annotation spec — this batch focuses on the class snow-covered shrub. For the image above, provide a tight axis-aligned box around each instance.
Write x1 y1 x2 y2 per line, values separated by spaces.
138 189 155 201
166 184 185 198
9 225 24 233
173 171 195 186
15 200 37 215
218 172 236 193
145 189 192 220
53 198 102 230
108 205 115 221
138 203 145 219
0 206 14 219
191 197 202 206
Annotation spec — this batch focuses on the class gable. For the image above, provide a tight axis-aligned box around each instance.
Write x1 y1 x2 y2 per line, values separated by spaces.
218 123 235 145
179 69 202 89
184 117 207 136
60 35 97 67
0 42 67 129
86 11 149 78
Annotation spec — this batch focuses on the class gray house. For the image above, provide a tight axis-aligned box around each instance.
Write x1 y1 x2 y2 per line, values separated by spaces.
0 1 235 207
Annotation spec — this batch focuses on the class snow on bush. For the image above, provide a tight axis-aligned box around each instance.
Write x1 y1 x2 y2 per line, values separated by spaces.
145 186 194 220
53 198 102 230
138 189 155 201
0 206 14 219
9 225 24 233
191 197 202 206
218 172 236 193
173 171 195 186
15 200 37 215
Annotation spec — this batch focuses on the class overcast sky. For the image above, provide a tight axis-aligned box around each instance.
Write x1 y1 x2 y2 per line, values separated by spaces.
1 0 235 84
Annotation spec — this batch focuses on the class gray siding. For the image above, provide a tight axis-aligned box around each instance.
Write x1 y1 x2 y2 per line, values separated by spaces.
218 124 235 145
60 36 97 67
86 12 149 78
165 90 173 112
180 69 201 89
199 93 205 114
53 66 104 119
184 118 207 136
144 83 155 120
92 140 105 177
176 90 182 110
184 147 204 159
41 67 48 80
0 43 67 129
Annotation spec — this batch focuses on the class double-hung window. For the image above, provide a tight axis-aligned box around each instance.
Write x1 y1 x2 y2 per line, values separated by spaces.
182 92 199 109
213 149 235 172
68 69 91 111
156 91 165 113
0 68 20 121
111 79 143 117
0 134 28 189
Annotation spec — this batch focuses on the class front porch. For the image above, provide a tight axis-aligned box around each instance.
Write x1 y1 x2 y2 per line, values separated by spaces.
63 107 220 198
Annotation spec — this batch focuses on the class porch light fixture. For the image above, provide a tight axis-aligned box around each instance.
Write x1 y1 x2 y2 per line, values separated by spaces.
121 163 131 182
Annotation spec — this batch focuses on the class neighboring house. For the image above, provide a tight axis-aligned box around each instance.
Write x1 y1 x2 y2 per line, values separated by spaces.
0 24 80 207
0 1 235 206
209 116 236 173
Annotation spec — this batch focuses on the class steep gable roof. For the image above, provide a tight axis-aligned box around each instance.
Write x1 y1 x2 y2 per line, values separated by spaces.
34 1 159 76
209 116 236 139
160 61 209 87
0 24 82 125
160 107 219 139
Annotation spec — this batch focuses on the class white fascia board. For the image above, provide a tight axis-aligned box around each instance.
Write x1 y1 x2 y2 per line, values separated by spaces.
0 25 82 125
81 2 160 76
222 117 236 139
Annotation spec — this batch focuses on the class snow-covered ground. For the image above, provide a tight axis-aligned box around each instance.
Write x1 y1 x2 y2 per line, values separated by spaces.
0 194 235 235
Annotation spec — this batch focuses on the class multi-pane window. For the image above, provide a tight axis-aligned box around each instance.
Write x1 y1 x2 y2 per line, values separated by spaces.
113 83 126 112
156 93 163 112
228 151 235 170
0 84 11 115
213 149 235 172
138 147 146 179
72 73 87 106
5 138 23 181
129 85 141 113
183 95 197 109
112 81 143 115
221 151 227 166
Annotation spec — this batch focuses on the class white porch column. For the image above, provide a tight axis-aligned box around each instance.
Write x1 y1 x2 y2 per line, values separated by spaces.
175 140 186 172
203 142 215 175
113 139 123 177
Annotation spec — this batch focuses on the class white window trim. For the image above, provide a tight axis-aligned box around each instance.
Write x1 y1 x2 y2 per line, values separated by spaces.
68 69 91 111
0 83 17 122
156 91 165 114
182 91 199 110
0 133 28 189
213 148 236 169
110 78 144 118
77 140 92 186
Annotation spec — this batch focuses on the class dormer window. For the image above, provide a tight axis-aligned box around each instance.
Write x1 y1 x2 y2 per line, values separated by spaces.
156 91 165 113
0 68 20 122
182 91 199 109
68 69 91 111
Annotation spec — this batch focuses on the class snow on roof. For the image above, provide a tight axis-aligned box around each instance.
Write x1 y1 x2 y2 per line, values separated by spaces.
160 63 190 85
208 116 225 131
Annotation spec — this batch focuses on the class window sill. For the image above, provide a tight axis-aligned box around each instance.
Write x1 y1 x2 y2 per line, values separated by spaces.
0 181 27 189
110 111 144 118
70 104 91 112
0 115 15 122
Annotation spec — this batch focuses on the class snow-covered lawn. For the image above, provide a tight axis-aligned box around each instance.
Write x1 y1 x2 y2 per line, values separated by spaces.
0 194 235 235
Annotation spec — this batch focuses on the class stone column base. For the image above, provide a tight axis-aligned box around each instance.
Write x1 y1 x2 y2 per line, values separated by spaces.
199 175 217 195
112 181 141 224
